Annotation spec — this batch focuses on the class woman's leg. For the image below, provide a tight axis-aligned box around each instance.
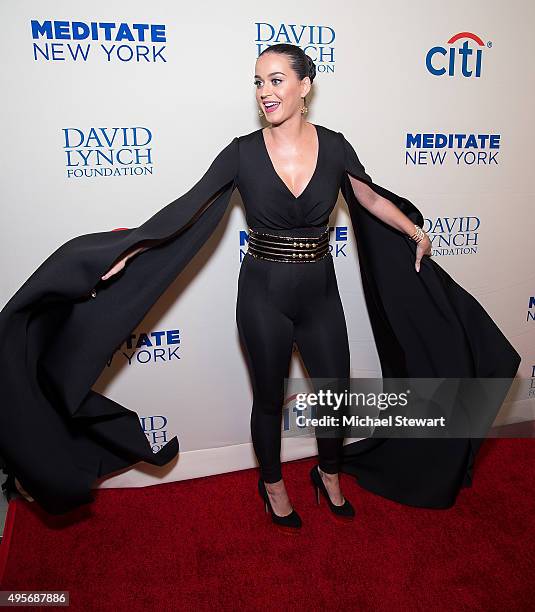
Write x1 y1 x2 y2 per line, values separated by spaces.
292 255 350 480
236 255 295 484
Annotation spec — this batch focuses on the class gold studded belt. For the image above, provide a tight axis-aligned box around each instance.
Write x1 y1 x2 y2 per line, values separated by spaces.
247 227 330 263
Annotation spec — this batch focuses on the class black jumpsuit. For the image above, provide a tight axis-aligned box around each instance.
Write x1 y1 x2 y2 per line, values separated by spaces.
235 124 350 482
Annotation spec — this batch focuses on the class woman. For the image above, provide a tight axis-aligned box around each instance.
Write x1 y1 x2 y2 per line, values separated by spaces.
0 44 520 525
103 46 433 530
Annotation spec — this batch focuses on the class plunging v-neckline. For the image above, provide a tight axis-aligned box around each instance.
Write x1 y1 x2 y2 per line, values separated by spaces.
260 123 321 200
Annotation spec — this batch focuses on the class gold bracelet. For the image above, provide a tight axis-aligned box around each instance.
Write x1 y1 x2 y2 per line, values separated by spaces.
409 224 425 243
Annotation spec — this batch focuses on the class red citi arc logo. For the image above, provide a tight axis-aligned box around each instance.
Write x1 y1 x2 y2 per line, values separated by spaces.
426 32 490 78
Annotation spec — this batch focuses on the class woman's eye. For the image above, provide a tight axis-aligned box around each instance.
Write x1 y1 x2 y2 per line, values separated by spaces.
254 79 282 87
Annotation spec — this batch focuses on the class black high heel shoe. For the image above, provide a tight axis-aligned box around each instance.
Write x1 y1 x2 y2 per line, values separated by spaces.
258 477 302 530
310 465 355 520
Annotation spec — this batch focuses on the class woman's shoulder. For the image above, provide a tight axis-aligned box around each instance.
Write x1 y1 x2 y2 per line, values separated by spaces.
235 127 262 146
313 122 339 136
314 123 346 146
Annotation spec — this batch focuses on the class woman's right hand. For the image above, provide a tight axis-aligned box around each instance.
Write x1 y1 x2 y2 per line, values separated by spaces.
101 244 150 281
101 254 130 281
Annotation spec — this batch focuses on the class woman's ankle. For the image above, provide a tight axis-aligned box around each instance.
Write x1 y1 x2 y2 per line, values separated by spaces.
318 466 339 479
264 477 283 489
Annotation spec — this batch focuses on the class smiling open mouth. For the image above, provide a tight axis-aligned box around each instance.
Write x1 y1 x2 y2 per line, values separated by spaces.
264 101 280 112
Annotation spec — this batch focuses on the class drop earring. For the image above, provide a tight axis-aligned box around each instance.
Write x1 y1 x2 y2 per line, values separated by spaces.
258 107 264 117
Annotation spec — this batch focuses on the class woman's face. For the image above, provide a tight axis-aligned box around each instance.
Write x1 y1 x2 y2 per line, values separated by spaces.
254 52 311 125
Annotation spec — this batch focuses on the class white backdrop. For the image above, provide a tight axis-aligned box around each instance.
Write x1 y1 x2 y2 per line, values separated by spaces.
1 1 534 490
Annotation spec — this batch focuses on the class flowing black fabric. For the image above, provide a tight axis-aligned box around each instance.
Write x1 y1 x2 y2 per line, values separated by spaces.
0 124 521 514
0 137 239 514
338 134 521 507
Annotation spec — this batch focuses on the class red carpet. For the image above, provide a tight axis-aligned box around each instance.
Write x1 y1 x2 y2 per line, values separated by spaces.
1 438 534 611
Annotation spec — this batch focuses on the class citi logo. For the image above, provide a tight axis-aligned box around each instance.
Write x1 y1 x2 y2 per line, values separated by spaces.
426 32 490 78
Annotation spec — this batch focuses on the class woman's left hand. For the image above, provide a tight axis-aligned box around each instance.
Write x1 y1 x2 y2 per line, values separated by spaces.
415 234 432 273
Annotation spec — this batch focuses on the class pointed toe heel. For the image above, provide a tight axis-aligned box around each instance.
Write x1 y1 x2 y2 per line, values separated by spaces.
258 477 302 532
310 465 355 520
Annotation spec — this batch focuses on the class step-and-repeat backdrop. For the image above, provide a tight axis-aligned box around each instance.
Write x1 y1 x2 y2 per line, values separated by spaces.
2 1 534 489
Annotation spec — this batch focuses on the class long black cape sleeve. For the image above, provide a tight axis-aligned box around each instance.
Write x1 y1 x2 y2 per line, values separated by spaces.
0 136 239 514
337 132 521 508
